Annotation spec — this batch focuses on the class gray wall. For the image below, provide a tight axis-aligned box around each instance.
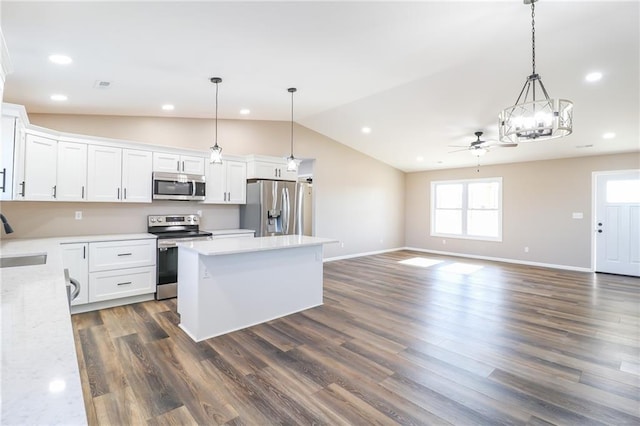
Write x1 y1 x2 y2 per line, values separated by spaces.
404 153 639 269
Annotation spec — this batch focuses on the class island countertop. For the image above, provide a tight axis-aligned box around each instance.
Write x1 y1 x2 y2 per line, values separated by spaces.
178 235 338 256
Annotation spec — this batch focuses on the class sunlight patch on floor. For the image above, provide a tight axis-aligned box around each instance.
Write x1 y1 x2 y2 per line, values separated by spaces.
398 257 444 268
439 262 484 275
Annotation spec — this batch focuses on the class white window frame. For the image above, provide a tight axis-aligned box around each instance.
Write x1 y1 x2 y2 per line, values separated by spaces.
430 177 503 242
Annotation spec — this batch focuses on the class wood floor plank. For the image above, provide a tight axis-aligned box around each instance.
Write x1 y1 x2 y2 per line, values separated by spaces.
71 250 640 426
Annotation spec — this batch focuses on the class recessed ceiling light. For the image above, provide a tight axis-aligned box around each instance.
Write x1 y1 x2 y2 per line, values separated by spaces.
161 104 175 111
361 127 371 134
416 156 424 162
585 71 603 82
239 109 251 115
48 54 72 65
602 132 616 139
50 94 68 101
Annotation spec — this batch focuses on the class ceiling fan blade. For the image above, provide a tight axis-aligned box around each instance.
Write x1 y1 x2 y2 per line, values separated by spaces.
499 143 518 148
448 147 470 153
448 144 471 148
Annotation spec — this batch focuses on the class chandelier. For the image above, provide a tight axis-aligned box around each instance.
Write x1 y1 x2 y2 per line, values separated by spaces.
498 0 573 143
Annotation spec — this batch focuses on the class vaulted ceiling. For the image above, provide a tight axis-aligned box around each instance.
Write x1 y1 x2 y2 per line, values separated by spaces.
2 1 638 172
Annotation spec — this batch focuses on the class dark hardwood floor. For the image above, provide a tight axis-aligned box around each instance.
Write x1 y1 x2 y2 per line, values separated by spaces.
71 250 640 425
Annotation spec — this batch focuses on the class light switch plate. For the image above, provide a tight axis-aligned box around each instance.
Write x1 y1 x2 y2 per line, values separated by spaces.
572 212 584 219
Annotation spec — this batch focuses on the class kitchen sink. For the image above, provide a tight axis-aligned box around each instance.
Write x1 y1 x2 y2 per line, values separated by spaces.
0 254 47 268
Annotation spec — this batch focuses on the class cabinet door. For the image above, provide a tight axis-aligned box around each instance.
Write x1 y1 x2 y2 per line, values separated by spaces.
204 161 226 203
1 116 16 200
280 167 298 182
56 141 87 201
226 160 247 204
152 152 180 173
181 155 205 175
122 149 152 203
252 161 280 179
87 146 122 202
24 134 57 200
61 243 89 305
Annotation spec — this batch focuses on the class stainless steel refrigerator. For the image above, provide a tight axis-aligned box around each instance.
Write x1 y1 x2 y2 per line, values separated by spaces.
240 180 312 237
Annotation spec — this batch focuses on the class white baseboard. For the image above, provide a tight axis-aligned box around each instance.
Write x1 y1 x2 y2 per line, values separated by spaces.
70 293 155 314
324 247 404 262
403 247 592 273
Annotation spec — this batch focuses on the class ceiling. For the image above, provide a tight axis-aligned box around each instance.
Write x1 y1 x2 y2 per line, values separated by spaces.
2 1 638 172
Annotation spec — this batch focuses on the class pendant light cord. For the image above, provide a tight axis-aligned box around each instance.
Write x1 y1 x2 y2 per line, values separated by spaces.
215 81 219 146
290 89 294 156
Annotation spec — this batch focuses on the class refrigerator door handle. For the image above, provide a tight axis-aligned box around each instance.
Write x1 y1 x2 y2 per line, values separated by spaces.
282 186 290 234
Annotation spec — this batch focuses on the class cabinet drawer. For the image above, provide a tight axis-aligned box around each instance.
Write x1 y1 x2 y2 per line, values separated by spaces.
89 266 155 302
89 239 156 272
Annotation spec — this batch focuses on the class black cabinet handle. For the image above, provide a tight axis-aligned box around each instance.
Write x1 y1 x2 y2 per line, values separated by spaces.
20 181 25 197
0 168 6 192
117 281 132 286
117 253 132 256
53 185 57 198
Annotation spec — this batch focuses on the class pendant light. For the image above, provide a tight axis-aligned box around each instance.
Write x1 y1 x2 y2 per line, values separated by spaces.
209 77 223 164
498 0 573 143
286 87 298 172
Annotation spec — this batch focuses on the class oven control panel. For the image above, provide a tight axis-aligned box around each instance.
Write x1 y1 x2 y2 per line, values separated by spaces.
148 214 199 227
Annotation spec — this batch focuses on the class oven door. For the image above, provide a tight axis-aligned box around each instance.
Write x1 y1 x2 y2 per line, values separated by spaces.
156 245 178 300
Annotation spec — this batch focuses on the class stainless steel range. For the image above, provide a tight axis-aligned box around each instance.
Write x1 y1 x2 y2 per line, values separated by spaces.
148 214 212 300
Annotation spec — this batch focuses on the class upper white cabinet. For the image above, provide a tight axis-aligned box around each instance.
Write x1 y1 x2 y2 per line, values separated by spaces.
246 155 297 181
204 159 247 204
23 133 58 200
87 145 122 202
56 141 87 201
122 149 153 202
1 115 24 201
87 146 152 203
153 152 205 175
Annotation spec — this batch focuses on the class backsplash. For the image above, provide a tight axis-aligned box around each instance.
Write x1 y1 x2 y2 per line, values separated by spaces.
0 201 240 239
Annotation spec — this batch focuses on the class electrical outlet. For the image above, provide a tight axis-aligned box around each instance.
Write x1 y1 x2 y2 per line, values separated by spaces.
196 210 202 217
75 211 82 220
442 239 446 245
340 242 345 248
524 246 529 253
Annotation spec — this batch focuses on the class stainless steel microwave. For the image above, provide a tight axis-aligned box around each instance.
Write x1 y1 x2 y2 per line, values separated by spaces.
152 172 206 201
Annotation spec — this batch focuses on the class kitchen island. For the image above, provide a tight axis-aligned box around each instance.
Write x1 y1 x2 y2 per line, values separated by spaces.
177 235 337 342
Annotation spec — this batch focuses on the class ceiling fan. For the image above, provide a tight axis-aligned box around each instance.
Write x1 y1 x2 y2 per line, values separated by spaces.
449 131 518 157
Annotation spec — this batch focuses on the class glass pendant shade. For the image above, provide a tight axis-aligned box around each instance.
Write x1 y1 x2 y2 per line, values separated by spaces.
498 0 573 144
210 143 222 164
471 147 487 157
286 155 297 172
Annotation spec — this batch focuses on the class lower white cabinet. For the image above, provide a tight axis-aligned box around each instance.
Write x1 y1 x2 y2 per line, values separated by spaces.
89 239 156 272
61 243 89 306
89 266 155 302
63 237 156 310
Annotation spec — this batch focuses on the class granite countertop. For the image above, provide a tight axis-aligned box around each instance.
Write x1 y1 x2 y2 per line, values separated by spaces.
0 233 155 425
178 235 337 256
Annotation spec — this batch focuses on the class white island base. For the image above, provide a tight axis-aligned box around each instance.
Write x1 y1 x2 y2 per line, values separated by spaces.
177 236 335 342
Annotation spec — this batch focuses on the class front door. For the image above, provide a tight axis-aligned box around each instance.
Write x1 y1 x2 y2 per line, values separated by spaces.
594 170 640 276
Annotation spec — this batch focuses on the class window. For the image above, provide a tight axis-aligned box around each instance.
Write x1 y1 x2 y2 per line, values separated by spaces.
431 177 502 241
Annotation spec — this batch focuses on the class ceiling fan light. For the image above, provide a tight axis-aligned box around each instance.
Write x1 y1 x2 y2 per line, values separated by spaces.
471 148 487 157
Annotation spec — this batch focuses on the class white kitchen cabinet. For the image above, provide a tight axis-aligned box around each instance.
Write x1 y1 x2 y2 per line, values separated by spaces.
1 116 17 200
88 238 156 303
153 152 205 175
23 133 57 200
87 146 152 203
87 145 122 202
89 239 156 272
89 266 155 303
61 243 89 306
246 156 297 181
204 159 247 204
56 141 87 201
122 149 152 202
